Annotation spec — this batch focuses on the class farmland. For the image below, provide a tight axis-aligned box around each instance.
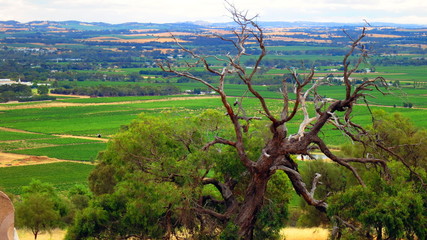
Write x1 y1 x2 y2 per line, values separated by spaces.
0 22 427 178
0 162 94 194
0 20 426 239
1 94 425 193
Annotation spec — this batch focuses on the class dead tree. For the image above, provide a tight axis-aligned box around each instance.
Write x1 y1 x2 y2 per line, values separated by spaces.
159 5 390 240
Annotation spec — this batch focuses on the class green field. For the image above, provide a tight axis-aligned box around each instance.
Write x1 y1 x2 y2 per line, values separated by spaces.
0 130 56 141
1 95 426 153
58 94 185 103
1 93 426 194
373 65 427 82
9 143 106 161
0 162 95 194
53 80 427 108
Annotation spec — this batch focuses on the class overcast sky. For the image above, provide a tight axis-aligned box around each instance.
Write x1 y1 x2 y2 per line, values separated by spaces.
1 0 426 25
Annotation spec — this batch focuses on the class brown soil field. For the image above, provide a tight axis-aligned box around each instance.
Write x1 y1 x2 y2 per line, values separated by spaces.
391 43 427 49
202 28 233 35
367 33 402 38
265 31 310 36
130 29 159 33
124 32 195 37
268 36 332 43
84 37 187 44
0 28 29 31
0 152 62 167
0 126 105 166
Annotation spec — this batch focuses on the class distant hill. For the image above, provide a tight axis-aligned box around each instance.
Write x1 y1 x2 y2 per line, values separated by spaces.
1 20 425 32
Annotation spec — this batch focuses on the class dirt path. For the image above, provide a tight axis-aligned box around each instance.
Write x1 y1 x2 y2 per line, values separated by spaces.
49 93 90 98
0 126 109 142
0 96 218 110
54 134 109 142
0 127 40 134
0 127 106 166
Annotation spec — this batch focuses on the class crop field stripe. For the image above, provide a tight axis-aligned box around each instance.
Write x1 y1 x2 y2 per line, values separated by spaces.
9 142 106 161
0 162 95 194
0 129 58 141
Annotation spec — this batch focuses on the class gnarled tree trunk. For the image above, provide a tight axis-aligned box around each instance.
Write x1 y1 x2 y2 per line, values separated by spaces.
235 172 270 239
159 3 391 239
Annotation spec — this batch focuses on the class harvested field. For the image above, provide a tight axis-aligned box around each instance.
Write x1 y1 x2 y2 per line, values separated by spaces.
125 32 195 37
367 33 402 38
0 152 61 167
268 36 332 43
84 37 187 43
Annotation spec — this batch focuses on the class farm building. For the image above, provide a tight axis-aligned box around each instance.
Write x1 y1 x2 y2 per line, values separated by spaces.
0 79 32 86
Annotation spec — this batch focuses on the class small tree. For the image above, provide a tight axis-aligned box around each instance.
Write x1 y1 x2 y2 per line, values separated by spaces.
15 180 67 240
16 194 60 240
37 85 49 95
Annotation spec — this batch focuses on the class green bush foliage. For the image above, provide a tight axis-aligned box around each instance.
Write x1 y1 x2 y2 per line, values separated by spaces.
66 110 291 239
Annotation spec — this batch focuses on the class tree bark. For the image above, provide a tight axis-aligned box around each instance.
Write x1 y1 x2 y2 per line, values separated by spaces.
235 172 270 240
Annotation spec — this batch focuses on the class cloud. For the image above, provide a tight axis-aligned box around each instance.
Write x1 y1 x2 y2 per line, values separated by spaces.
0 0 425 24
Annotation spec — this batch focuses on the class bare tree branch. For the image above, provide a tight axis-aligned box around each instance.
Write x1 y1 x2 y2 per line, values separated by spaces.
202 137 236 151
270 165 328 212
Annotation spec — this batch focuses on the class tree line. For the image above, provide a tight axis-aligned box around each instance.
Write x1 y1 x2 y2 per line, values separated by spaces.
0 84 54 102
50 84 181 97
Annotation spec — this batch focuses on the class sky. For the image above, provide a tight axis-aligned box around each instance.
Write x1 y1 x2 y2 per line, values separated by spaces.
0 0 426 25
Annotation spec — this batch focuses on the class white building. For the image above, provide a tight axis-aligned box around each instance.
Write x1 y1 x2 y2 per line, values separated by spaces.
0 79 32 86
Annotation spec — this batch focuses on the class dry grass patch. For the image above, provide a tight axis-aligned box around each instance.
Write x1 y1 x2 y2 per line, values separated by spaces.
391 44 427 49
0 153 60 167
130 29 159 33
367 33 402 38
84 37 187 44
268 36 332 43
151 48 176 54
16 228 66 240
126 32 195 37
281 227 329 240
265 31 309 36
202 28 233 35
14 227 329 240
